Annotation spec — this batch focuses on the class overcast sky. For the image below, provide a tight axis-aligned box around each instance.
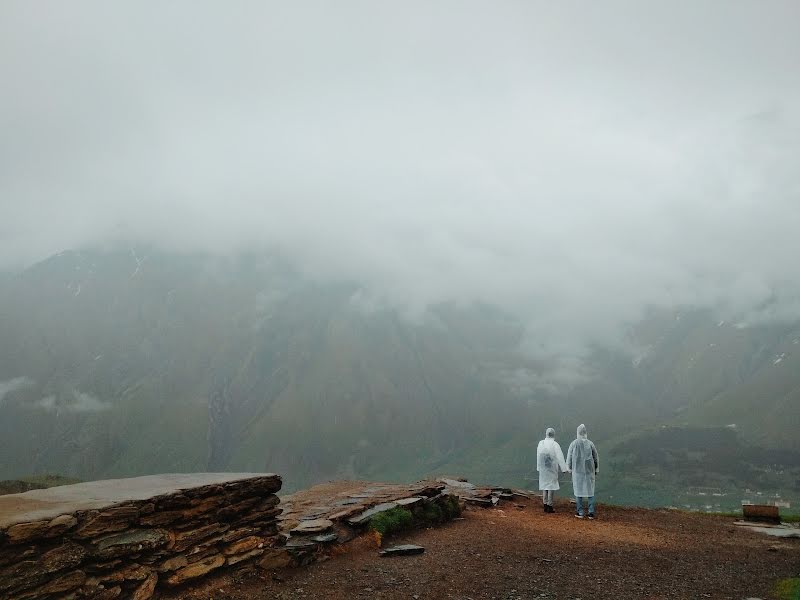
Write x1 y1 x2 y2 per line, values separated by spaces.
1 1 799 352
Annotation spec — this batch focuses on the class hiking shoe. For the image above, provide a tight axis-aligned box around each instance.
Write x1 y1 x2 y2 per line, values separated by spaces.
588 513 595 520
575 513 584 519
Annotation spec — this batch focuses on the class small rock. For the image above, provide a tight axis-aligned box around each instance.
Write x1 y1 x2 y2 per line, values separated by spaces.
380 544 425 557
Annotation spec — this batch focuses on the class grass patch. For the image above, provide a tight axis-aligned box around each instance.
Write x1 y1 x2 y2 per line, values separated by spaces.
369 507 414 537
776 578 800 600
781 514 800 523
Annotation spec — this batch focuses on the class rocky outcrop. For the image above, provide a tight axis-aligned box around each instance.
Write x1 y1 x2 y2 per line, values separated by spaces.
0 474 281 600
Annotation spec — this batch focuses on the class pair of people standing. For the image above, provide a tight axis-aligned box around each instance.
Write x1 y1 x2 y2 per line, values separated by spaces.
536 424 599 519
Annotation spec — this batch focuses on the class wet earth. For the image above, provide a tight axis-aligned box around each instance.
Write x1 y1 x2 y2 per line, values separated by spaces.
168 496 800 599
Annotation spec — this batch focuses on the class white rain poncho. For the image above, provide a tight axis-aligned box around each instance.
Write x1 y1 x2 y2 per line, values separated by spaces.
536 428 568 491
566 424 599 497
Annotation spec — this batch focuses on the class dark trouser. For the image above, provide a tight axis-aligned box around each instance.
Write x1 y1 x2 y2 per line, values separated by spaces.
575 496 595 516
542 490 555 506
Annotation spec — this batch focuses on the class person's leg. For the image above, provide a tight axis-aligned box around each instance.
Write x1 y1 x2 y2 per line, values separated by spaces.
550 490 556 510
588 496 595 516
575 496 584 516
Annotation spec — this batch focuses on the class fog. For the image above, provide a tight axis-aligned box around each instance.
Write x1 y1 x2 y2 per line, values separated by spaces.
2 1 799 356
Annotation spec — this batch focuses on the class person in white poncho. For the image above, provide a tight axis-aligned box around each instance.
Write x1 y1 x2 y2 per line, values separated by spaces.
536 427 568 513
566 423 599 519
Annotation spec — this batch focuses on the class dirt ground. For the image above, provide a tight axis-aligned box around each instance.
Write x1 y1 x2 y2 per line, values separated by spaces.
169 496 800 600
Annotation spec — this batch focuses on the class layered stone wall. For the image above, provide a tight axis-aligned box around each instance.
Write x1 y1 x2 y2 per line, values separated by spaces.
0 473 281 600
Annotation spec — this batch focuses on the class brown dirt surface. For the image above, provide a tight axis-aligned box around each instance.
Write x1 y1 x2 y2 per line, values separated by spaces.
167 496 800 599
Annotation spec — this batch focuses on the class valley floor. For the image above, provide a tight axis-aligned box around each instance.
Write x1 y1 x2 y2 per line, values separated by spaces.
168 496 800 600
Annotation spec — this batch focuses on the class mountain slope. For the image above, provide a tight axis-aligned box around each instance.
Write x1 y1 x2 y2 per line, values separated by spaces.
0 247 798 494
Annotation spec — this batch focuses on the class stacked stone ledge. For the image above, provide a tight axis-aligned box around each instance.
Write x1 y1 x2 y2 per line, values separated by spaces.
0 474 282 600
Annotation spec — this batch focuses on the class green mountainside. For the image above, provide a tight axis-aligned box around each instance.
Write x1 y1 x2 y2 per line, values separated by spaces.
0 248 798 503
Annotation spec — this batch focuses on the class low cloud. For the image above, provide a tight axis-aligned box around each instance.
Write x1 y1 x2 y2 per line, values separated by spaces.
1 1 799 360
0 377 35 405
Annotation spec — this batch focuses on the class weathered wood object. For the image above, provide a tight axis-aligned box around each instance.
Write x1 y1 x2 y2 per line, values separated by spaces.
742 503 780 524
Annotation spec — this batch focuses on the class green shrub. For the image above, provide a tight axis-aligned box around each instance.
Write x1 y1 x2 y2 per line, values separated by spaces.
368 507 414 537
442 495 462 519
419 502 444 524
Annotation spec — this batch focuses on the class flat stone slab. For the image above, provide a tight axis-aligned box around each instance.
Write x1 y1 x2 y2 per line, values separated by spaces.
736 523 800 538
285 536 319 549
438 478 476 490
395 497 424 507
0 473 277 528
348 502 398 525
465 497 493 506
290 519 333 534
380 544 425 556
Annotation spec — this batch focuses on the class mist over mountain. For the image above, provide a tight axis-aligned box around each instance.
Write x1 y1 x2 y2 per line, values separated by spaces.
1 248 797 496
2 2 800 363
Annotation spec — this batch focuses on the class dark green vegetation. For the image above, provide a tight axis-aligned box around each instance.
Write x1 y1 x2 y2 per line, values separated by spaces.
369 497 461 537
603 426 800 513
0 474 81 496
368 508 414 537
1 247 799 509
776 578 800 600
